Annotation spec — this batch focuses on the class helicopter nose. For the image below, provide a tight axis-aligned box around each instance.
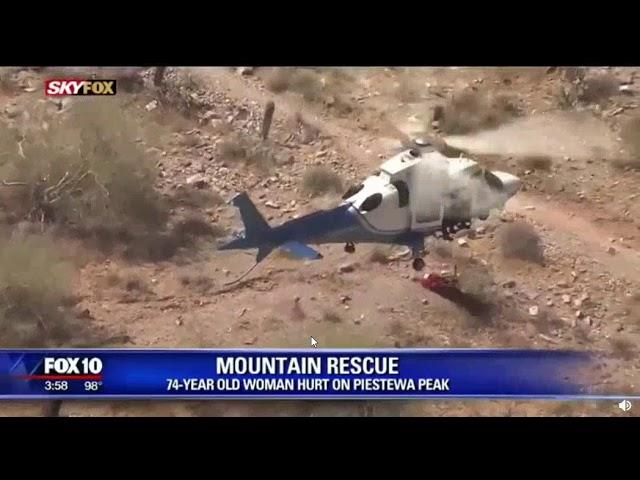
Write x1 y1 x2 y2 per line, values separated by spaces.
493 171 521 197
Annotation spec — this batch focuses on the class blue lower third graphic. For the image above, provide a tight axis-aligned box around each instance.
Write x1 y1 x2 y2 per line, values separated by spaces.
0 349 596 399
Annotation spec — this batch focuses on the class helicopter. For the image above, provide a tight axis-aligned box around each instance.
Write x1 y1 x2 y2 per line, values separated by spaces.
219 144 520 271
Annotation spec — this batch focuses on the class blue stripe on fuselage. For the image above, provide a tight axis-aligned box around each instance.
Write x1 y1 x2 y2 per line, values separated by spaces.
221 202 431 252
270 203 358 244
271 203 426 247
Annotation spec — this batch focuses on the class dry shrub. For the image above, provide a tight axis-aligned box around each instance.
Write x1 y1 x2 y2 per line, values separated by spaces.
561 67 586 83
520 155 553 171
0 68 18 94
493 67 548 82
170 187 224 208
498 222 544 264
120 219 224 262
0 98 168 236
320 69 359 117
265 69 293 93
609 337 636 361
302 166 343 197
179 274 214 293
124 275 150 293
323 311 343 323
157 70 207 119
290 70 323 101
104 272 122 287
395 76 422 103
265 68 323 101
172 216 220 239
439 89 519 135
579 74 619 104
369 246 392 264
121 232 180 262
0 235 93 347
218 132 274 170
617 116 640 169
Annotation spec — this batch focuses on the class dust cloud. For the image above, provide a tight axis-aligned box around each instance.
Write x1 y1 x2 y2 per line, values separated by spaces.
444 112 621 160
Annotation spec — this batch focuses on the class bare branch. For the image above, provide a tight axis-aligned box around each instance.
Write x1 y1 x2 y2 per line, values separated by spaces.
44 171 70 196
2 180 27 187
17 139 25 159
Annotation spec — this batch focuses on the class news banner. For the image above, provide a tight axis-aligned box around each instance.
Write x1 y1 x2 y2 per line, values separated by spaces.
1 348 630 400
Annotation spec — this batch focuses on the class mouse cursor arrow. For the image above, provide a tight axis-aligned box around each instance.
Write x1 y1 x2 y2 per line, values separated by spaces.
310 336 318 348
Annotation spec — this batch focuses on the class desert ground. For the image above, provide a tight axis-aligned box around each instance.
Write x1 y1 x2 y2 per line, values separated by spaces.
0 66 639 417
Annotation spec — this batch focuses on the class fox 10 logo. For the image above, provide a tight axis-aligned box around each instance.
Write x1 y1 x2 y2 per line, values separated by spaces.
44 79 117 97
43 357 103 375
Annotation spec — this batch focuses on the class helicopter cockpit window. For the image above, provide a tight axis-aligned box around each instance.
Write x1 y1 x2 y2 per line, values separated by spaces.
360 193 383 212
391 180 409 208
483 171 504 191
342 184 364 200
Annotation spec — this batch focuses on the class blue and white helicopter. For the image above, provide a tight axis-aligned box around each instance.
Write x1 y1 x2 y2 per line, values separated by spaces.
219 144 520 272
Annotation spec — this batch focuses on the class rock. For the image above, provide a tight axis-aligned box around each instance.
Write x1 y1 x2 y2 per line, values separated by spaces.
422 299 430 305
546 300 554 307
502 280 516 289
557 281 569 288
476 226 486 235
538 334 559 345
264 201 280 209
175 319 183 326
583 316 592 327
145 100 158 111
529 306 539 317
76 309 93 320
186 174 208 189
562 294 571 304
457 238 469 247
339 263 358 273
575 310 583 319
340 295 352 304
573 299 583 308
244 336 257 345
237 67 254 75
524 205 536 211
4 104 21 118
607 246 617 255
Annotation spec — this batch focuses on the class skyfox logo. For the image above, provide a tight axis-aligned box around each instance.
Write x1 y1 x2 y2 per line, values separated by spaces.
44 79 117 96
